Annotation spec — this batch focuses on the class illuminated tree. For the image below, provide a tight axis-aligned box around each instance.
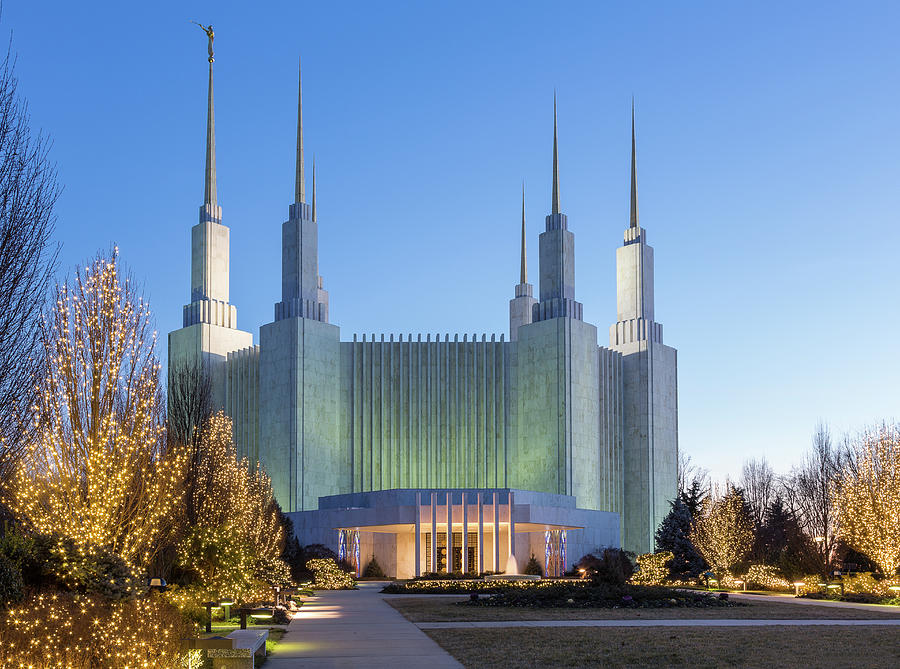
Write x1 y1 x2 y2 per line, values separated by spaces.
834 423 900 576
655 497 707 577
177 411 289 597
690 487 754 575
7 250 187 570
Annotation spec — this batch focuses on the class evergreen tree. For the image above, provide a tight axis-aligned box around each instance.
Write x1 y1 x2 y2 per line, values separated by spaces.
655 498 707 578
760 496 819 579
680 480 707 517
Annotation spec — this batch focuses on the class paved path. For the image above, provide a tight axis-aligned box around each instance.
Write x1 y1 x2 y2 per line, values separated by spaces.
416 618 900 629
729 591 900 613
263 584 462 668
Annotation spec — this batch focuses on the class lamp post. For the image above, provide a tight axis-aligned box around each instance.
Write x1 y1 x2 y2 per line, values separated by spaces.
147 577 167 594
220 597 235 623
793 581 805 597
202 601 219 634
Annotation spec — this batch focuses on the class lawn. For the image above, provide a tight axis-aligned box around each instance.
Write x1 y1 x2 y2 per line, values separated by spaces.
386 596 900 622
424 627 900 668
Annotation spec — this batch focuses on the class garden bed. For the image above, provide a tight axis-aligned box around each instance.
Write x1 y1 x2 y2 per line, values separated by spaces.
384 579 742 609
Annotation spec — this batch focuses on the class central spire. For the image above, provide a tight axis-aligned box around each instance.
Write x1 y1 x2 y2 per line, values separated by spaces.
520 182 527 284
204 45 217 207
552 92 560 215
294 56 305 205
630 100 639 228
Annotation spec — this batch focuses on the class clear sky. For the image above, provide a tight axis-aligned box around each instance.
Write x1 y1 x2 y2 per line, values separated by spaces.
5 1 899 483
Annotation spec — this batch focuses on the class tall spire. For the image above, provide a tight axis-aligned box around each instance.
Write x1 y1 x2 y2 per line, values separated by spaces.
311 155 317 222
204 41 217 207
552 91 560 215
294 56 305 205
520 182 527 284
630 99 639 228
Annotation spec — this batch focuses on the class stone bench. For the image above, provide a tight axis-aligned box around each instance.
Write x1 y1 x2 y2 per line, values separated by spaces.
204 629 269 669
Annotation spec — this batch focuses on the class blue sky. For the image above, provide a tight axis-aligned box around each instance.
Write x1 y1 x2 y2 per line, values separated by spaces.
5 1 899 483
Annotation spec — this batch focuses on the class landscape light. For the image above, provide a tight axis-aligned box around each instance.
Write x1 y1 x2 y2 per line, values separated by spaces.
793 582 805 596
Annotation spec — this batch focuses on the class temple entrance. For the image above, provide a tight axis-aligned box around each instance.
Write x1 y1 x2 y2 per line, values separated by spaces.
424 531 478 573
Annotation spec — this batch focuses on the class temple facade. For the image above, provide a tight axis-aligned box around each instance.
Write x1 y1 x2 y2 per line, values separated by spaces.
168 53 678 577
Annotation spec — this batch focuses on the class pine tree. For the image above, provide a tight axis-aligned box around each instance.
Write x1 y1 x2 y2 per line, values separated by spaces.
655 498 707 578
759 496 819 580
680 479 707 517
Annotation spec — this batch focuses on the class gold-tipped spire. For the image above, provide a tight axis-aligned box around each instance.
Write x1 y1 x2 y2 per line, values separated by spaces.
552 91 560 215
312 156 317 222
295 56 305 205
520 182 527 284
630 99 639 229
193 22 217 207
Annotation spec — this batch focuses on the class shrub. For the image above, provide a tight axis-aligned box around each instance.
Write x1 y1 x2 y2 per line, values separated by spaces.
308 558 355 589
461 582 744 609
27 535 140 601
523 554 543 576
0 589 197 668
0 555 23 606
362 555 385 578
631 552 673 585
743 564 791 590
583 548 634 586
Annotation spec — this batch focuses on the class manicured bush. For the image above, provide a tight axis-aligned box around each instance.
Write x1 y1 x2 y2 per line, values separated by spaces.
464 582 743 609
362 555 385 578
743 564 791 590
308 558 355 589
631 552 673 585
381 579 515 594
523 554 544 577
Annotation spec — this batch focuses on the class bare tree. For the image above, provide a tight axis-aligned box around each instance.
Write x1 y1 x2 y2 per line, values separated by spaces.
167 358 212 450
783 422 841 572
0 48 60 483
677 452 709 497
740 457 775 527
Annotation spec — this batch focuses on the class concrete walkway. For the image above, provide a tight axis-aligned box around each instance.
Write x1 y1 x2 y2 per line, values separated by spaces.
263 584 462 668
729 591 900 613
416 618 900 629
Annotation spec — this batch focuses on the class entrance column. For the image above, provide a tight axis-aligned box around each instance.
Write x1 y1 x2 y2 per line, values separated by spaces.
493 491 500 572
431 491 437 574
477 493 484 574
446 491 453 573
415 492 421 577
462 492 469 574
508 490 516 568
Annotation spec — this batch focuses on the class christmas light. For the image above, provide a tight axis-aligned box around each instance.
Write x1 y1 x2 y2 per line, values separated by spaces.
8 250 187 571
690 488 754 579
833 424 900 576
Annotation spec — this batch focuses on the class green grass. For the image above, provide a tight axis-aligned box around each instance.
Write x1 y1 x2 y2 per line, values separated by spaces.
425 627 900 668
386 596 900 622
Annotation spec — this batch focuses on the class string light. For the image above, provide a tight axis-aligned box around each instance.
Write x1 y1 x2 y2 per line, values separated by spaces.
8 250 187 571
834 424 900 576
308 559 355 590
690 488 753 579
630 552 673 586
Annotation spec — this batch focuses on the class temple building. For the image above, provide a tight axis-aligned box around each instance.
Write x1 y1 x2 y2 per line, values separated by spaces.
169 52 678 578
